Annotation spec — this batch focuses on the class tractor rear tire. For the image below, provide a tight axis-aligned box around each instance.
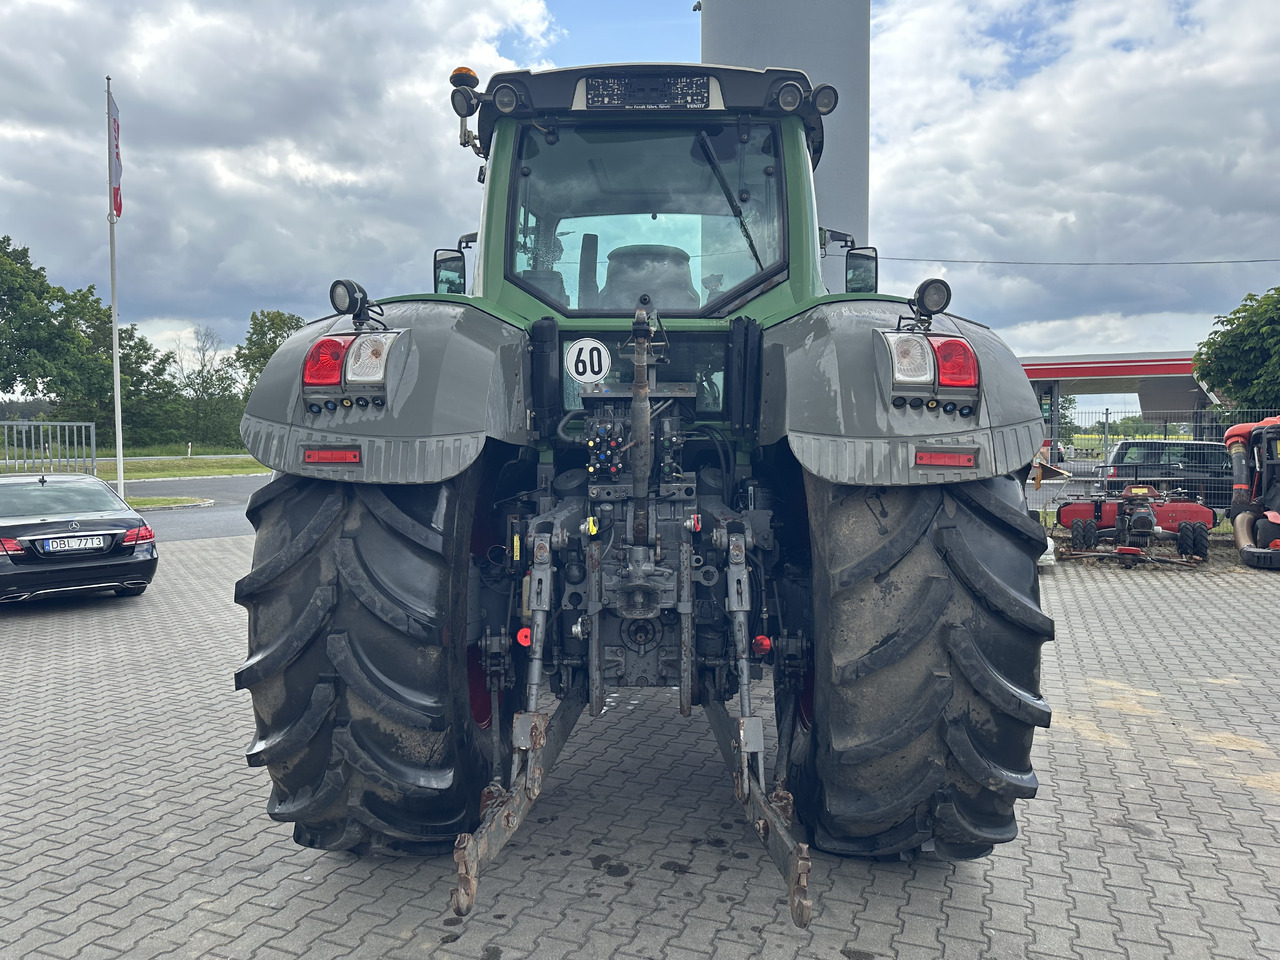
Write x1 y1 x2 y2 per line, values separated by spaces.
1070 518 1085 551
233 468 509 854
1083 518 1098 550
1192 521 1210 560
791 472 1053 860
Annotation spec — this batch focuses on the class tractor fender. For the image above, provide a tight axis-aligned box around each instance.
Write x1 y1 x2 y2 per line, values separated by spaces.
241 299 529 483
758 299 1043 485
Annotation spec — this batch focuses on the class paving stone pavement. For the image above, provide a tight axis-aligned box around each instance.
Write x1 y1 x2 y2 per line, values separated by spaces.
2 536 1278 960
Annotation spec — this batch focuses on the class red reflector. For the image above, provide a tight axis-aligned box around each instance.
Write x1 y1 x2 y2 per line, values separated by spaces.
123 525 155 544
928 336 978 388
1116 546 1143 555
752 635 772 656
303 335 356 386
304 448 361 464
516 627 532 647
1 538 23 555
915 452 975 467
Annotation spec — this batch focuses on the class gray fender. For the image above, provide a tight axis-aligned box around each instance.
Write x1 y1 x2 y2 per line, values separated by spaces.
758 300 1043 485
241 300 529 483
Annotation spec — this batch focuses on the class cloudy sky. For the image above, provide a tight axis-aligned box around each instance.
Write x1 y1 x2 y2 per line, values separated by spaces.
2 0 1277 371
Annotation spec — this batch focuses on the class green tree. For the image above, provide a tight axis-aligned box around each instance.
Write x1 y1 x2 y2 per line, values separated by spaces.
233 309 306 393
1 236 183 446
50 287 185 447
1057 395 1078 444
1194 285 1280 408
174 325 244 446
1 235 68 394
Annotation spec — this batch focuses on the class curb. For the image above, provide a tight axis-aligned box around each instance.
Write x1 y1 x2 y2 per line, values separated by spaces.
134 499 216 513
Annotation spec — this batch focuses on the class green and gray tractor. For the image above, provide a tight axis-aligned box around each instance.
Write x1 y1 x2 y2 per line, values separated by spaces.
235 63 1053 926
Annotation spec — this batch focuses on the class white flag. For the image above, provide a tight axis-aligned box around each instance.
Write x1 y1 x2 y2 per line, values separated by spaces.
108 91 122 217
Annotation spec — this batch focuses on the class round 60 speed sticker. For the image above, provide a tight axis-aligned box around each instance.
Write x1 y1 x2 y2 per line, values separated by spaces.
565 338 611 384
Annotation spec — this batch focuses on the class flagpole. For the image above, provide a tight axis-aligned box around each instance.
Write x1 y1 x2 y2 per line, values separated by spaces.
106 76 125 498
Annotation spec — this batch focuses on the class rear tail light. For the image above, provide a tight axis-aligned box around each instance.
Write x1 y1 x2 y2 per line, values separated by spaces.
1 538 23 556
928 336 979 388
344 332 398 384
883 333 935 385
124 525 155 545
303 336 356 386
883 331 979 389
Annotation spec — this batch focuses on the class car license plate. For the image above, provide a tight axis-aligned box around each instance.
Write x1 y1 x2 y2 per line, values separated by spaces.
45 536 106 552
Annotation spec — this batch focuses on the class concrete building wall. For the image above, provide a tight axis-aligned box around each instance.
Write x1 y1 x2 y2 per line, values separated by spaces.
700 0 870 293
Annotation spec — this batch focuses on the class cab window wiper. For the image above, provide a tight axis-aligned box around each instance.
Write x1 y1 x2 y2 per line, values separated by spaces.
697 130 764 271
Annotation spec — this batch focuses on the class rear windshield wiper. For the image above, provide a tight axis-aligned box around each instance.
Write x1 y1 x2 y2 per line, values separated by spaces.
697 130 763 271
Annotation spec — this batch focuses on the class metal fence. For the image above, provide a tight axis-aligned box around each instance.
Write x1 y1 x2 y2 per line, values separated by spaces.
1 421 97 475
1053 407 1280 462
1030 406 1279 524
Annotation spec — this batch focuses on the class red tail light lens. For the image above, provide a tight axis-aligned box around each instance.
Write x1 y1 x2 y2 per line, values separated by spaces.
303 336 356 386
928 336 979 388
1 538 24 556
123 525 155 545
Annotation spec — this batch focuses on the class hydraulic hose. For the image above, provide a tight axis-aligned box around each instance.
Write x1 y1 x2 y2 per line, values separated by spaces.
557 409 586 444
1233 511 1258 554
1227 438 1252 518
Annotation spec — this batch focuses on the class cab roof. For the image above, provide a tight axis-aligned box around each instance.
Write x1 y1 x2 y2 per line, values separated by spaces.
474 63 830 167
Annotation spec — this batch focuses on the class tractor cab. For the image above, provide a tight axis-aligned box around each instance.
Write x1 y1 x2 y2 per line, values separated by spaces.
442 64 848 318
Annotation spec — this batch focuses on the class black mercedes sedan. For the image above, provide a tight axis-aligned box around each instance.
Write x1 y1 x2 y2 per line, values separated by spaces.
0 473 159 603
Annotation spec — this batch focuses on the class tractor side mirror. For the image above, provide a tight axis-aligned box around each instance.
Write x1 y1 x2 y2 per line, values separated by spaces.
434 249 466 295
846 247 878 294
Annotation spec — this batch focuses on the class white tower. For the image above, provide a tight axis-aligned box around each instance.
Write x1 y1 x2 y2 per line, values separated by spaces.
700 0 870 293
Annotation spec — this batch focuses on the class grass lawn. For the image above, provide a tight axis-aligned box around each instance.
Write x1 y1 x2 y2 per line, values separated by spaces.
96 456 269 482
111 444 250 458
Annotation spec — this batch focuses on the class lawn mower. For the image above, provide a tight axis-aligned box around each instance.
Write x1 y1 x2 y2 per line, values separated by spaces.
1056 484 1214 567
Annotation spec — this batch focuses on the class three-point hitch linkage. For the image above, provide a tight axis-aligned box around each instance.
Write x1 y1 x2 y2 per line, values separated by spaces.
449 311 813 928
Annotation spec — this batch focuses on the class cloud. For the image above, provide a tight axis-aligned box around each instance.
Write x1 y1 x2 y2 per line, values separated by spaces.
998 309 1213 356
869 0 1280 350
1 0 1276 373
0 0 553 347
